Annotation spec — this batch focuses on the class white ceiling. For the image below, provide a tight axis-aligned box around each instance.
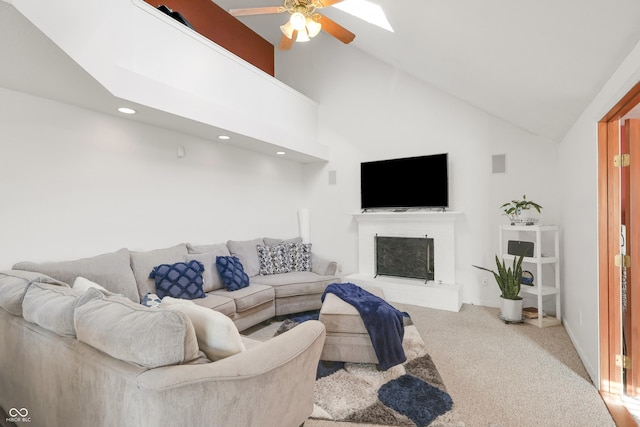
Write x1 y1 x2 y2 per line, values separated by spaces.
215 0 640 142
2 0 640 146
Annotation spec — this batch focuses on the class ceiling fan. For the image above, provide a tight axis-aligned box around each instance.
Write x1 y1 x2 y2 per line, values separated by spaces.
229 0 355 50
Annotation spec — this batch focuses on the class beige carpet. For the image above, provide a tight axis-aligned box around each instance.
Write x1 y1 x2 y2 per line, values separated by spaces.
273 303 614 427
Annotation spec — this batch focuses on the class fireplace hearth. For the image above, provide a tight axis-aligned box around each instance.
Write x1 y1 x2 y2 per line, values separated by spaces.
375 235 434 282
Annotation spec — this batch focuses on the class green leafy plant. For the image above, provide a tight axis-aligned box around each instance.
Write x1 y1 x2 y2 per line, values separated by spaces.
500 195 543 221
473 255 524 300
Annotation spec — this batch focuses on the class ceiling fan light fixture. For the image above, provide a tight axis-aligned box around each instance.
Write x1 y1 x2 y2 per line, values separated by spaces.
306 18 321 38
289 11 306 30
280 21 295 39
296 29 310 42
233 0 355 49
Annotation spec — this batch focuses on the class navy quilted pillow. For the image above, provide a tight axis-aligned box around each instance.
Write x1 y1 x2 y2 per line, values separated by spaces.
149 260 205 300
216 256 250 291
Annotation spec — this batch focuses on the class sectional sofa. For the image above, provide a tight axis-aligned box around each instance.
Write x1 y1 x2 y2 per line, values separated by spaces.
0 237 339 426
12 237 339 331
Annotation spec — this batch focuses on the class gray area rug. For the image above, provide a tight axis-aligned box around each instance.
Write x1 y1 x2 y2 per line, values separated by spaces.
278 320 462 426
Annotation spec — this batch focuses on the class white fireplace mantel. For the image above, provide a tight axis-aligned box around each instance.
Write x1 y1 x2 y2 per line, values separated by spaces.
353 211 462 284
346 210 463 312
352 210 463 224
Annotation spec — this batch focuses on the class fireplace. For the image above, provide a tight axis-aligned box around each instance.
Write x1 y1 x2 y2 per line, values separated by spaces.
375 235 434 282
352 211 459 284
345 211 463 312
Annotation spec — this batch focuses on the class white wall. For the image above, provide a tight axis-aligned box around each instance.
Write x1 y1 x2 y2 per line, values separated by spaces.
0 87 308 268
277 40 561 308
558 40 640 384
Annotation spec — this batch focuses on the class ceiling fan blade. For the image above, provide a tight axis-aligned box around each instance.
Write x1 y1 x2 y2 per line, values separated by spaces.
229 6 282 17
314 14 355 44
316 0 345 7
278 31 297 50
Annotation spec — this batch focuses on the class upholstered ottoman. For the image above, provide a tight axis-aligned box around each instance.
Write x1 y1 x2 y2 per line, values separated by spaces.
319 286 385 364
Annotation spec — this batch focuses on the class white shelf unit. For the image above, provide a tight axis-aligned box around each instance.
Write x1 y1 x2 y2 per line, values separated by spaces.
499 225 561 327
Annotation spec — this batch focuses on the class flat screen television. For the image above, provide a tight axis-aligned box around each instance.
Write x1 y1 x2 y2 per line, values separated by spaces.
360 153 449 210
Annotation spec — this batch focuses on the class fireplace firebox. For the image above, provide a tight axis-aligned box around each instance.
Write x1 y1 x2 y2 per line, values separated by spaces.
374 235 434 282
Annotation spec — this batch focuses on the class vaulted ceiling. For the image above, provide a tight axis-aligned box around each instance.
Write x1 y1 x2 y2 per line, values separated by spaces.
2 0 640 145
215 0 640 142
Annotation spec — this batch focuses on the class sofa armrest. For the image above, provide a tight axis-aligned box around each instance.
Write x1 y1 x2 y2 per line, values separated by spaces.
133 320 326 427
311 253 338 276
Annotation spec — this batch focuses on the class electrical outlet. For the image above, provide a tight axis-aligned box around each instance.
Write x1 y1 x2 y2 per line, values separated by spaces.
338 264 343 273
481 277 489 287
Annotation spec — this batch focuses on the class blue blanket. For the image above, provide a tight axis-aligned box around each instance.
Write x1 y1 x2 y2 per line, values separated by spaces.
321 283 410 370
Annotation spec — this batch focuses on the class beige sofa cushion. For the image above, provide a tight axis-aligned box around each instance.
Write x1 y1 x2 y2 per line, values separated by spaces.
263 237 303 246
74 288 199 368
185 251 226 292
193 294 236 317
129 244 188 299
161 297 245 361
227 238 264 277
311 253 338 276
251 271 336 298
23 282 82 337
187 242 230 255
211 283 274 313
0 270 67 316
12 248 139 303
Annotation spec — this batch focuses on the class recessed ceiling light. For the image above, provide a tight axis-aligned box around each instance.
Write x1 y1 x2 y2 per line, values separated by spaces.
333 0 394 32
117 107 136 115
218 135 231 140
276 151 286 155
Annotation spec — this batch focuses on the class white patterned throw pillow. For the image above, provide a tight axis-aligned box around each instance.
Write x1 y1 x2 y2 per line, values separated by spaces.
289 243 312 272
257 245 275 275
141 292 162 309
257 244 292 275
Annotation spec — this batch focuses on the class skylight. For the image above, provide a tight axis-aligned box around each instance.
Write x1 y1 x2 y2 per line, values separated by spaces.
332 0 394 33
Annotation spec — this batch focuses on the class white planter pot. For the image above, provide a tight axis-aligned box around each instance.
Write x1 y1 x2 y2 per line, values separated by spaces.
501 297 523 322
519 208 531 222
517 208 539 224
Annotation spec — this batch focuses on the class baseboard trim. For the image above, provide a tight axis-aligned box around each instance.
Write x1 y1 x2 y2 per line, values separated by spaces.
563 318 598 385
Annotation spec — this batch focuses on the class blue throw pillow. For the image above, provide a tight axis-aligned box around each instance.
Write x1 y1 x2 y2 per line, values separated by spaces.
216 256 250 291
149 260 205 300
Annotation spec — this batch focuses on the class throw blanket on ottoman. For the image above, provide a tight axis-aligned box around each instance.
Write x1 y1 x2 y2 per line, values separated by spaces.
321 283 410 370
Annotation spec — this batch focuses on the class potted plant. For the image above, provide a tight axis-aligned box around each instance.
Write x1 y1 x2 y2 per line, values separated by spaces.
500 195 543 224
473 255 525 322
